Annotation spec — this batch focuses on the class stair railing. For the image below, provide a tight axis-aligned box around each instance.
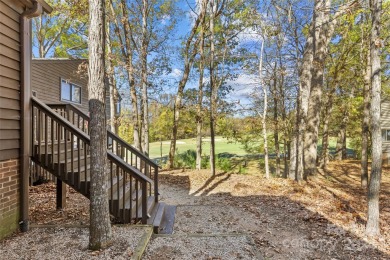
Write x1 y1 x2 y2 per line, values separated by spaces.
47 103 159 203
32 96 152 224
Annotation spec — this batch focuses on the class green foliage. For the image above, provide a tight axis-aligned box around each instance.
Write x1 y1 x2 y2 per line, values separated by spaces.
32 0 88 58
174 149 197 169
118 110 133 144
216 156 233 172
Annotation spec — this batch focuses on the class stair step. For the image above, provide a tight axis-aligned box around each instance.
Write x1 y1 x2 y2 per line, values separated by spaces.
34 140 78 156
135 195 156 219
147 203 176 234
158 205 176 234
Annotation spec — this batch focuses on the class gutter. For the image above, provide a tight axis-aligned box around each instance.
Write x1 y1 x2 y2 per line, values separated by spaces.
20 0 44 233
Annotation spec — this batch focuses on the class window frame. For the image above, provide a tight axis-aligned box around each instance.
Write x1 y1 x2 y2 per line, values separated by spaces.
382 129 390 142
60 78 82 104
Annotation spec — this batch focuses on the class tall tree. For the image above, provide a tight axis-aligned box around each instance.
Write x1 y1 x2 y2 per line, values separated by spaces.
109 0 141 151
209 0 217 176
361 40 371 189
88 0 112 249
33 0 88 57
366 0 382 237
196 15 206 170
167 0 207 168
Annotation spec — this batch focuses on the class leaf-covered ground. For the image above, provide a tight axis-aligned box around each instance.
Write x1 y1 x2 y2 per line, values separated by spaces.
26 160 390 259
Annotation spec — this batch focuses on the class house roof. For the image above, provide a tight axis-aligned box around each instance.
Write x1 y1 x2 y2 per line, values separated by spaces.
17 0 53 13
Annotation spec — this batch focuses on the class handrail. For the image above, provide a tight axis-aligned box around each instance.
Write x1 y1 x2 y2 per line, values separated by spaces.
107 151 153 184
48 103 89 121
107 130 160 169
32 97 90 143
32 96 151 185
32 96 155 224
47 101 159 169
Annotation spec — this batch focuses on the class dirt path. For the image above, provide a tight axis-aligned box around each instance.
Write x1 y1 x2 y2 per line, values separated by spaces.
11 161 390 259
144 162 390 259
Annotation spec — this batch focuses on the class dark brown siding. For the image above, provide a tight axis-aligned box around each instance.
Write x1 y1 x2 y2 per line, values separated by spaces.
31 59 89 113
32 59 113 119
0 0 22 162
0 0 24 240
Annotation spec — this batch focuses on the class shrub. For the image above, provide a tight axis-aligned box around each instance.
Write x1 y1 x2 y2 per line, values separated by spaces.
216 156 233 172
174 149 196 169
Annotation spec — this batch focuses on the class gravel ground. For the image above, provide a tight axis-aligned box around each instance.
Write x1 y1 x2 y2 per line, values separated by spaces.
144 234 262 260
0 226 149 260
3 161 388 260
143 168 390 260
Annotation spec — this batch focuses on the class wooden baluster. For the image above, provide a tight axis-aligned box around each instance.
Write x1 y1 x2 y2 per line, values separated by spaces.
31 105 35 159
77 138 81 190
110 161 113 211
154 166 158 203
70 134 74 185
135 180 139 222
142 181 147 224
130 176 133 222
64 128 68 180
51 117 54 170
44 114 48 167
122 167 126 222
84 144 88 194
57 121 61 175
37 110 41 161
116 164 120 217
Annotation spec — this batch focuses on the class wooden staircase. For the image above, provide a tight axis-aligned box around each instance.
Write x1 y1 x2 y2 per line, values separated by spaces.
30 97 174 232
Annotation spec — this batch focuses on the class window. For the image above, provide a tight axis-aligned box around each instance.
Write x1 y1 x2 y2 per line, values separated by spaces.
116 101 121 115
61 79 81 104
382 129 390 141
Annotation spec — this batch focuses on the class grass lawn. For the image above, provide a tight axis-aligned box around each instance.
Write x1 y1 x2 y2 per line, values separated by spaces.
149 136 247 159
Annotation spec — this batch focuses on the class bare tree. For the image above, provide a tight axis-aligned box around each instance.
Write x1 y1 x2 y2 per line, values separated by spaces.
258 39 270 179
88 0 112 249
209 0 217 176
366 0 382 237
141 0 150 155
167 0 207 168
361 45 371 189
109 0 141 151
196 15 206 170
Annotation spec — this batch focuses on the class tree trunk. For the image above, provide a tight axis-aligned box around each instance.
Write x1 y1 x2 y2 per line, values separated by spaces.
288 16 315 181
335 110 348 161
272 63 280 177
319 90 334 169
106 26 118 134
115 0 140 151
304 0 358 177
141 0 149 156
209 0 216 176
366 0 382 237
196 21 205 171
167 0 206 168
88 0 112 249
258 39 269 179
304 0 330 177
361 48 371 189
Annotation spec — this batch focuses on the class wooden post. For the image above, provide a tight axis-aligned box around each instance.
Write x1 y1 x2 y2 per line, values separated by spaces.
56 179 66 209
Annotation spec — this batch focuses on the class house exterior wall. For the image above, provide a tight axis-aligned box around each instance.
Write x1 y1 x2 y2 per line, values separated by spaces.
381 100 390 164
31 59 113 118
0 0 23 162
31 59 89 114
0 0 23 240
0 159 20 239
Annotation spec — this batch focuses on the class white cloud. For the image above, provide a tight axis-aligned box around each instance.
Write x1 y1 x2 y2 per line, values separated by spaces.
225 74 259 105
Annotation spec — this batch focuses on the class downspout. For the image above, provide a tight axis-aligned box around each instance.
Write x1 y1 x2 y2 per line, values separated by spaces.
20 0 43 232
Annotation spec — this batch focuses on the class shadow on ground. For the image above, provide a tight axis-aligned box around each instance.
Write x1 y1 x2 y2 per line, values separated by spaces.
144 169 389 260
